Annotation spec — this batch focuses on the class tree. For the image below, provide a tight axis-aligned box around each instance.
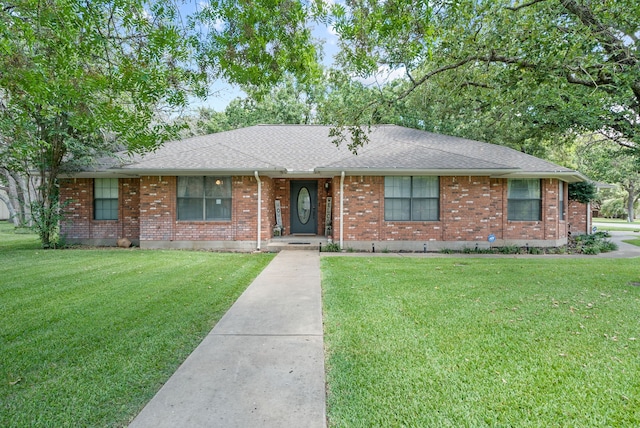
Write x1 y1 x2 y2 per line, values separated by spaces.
327 0 640 152
175 76 322 137
1 0 322 247
225 77 318 128
576 137 640 221
0 0 203 246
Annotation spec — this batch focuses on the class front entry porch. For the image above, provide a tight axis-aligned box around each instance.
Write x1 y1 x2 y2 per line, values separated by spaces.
266 235 330 252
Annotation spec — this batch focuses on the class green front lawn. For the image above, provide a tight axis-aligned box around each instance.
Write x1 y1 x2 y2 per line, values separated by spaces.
0 223 273 427
323 257 640 427
623 239 640 247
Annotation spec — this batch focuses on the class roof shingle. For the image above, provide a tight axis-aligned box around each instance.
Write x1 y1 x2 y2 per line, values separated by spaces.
105 124 584 181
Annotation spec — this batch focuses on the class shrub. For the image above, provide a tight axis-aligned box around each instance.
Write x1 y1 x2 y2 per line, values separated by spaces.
571 231 617 255
568 181 597 204
499 245 520 254
322 242 341 252
600 198 627 219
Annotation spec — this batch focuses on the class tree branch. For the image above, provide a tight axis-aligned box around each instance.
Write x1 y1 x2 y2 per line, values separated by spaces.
461 81 493 89
396 51 535 102
560 0 636 67
505 0 549 12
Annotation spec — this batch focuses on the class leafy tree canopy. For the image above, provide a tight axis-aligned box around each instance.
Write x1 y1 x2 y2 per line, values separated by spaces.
0 0 323 246
326 0 640 151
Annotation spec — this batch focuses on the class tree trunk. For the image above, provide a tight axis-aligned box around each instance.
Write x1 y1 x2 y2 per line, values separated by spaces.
0 167 35 226
627 184 636 222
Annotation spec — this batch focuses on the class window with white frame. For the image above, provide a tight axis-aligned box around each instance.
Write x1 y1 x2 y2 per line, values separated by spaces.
508 179 541 221
384 176 439 221
177 176 231 221
94 178 118 220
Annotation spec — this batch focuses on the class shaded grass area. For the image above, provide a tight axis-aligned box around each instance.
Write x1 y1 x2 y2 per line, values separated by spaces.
322 257 640 427
0 223 273 427
593 217 640 224
593 217 640 232
623 239 640 247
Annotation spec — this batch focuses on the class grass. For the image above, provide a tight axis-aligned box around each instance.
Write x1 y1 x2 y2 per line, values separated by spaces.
593 217 640 232
623 239 640 247
322 256 640 427
0 222 273 427
593 217 640 224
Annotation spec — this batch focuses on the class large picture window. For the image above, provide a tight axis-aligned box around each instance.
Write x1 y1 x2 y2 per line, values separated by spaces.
384 176 439 221
508 179 541 221
94 178 118 220
177 176 231 221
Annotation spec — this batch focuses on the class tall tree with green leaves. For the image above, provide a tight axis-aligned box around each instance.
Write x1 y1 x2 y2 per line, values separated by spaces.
576 137 640 221
0 0 322 247
327 0 640 152
0 0 203 246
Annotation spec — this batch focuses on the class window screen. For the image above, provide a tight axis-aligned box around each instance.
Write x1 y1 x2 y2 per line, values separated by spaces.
385 176 439 221
508 179 541 221
94 178 118 220
177 176 231 220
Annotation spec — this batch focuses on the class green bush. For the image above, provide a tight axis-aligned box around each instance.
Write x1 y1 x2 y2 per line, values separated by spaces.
322 242 341 252
572 231 618 254
600 198 627 219
499 245 520 254
568 181 597 204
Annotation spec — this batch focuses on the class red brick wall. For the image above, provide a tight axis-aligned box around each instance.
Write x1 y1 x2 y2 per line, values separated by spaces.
60 178 140 243
138 175 274 243
334 176 568 244
568 200 590 235
61 175 573 247
441 176 493 241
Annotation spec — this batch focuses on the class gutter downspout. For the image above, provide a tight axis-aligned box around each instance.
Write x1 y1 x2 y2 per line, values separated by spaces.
254 171 262 251
340 171 345 250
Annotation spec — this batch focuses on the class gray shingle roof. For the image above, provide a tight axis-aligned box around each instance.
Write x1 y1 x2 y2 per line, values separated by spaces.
104 124 585 181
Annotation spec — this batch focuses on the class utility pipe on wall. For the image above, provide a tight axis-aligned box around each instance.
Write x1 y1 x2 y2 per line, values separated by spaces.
340 171 345 250
254 171 262 251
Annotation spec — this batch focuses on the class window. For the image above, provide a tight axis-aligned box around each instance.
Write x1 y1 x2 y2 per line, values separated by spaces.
177 176 231 221
508 179 541 221
559 181 565 220
94 178 119 220
384 176 439 221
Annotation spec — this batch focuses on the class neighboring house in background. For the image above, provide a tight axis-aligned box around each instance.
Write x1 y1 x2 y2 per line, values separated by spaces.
59 125 590 251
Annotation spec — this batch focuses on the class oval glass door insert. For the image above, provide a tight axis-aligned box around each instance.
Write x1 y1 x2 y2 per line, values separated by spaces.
297 187 311 224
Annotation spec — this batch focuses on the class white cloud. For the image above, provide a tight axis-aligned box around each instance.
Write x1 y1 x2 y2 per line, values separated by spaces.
213 18 225 32
356 65 407 86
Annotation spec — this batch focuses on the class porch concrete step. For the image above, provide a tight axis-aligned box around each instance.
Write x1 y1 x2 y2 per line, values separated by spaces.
266 237 328 253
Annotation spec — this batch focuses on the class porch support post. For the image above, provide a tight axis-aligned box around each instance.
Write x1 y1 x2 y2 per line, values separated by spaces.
254 171 262 250
340 171 345 250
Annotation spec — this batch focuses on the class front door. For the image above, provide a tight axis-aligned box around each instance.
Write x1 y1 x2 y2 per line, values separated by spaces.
290 181 318 234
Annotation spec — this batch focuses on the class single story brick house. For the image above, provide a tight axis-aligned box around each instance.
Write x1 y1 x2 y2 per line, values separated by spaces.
59 124 590 251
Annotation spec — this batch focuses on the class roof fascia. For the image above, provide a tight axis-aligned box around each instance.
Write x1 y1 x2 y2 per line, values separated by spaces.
105 168 287 177
494 171 588 183
314 167 521 176
58 171 138 179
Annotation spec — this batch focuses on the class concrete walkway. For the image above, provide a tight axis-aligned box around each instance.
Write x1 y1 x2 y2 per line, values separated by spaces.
599 230 640 258
129 251 326 428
